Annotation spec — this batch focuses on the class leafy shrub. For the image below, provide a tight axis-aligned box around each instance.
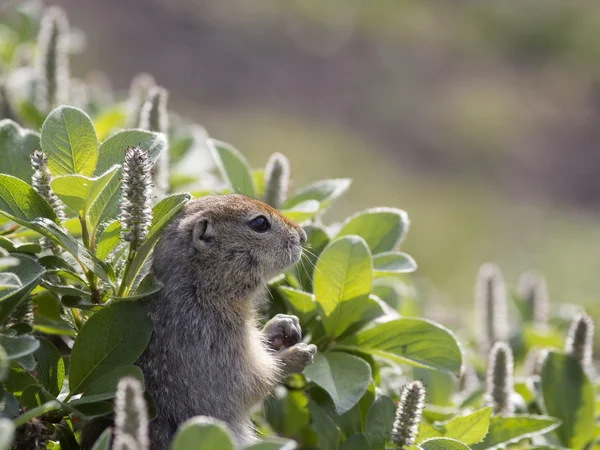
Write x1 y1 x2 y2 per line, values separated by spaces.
0 3 597 450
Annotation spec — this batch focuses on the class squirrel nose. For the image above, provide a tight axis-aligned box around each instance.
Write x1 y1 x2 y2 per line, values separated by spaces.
298 227 307 244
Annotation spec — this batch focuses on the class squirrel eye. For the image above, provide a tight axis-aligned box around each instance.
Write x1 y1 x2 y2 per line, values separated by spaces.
249 215 270 233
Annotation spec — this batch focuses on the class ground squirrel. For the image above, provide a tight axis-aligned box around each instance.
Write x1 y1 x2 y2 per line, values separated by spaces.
137 194 317 449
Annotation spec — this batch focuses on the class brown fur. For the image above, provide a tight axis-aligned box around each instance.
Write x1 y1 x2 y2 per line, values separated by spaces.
137 194 316 449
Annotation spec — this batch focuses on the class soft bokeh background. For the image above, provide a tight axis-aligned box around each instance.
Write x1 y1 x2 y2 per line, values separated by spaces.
24 0 600 320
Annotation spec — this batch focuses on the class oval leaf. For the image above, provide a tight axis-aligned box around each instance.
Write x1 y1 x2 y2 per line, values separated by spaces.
90 428 112 450
0 174 59 225
438 407 492 445
41 106 98 177
313 236 372 338
373 251 417 276
0 119 40 182
278 287 317 325
171 416 236 450
0 335 39 360
0 253 45 304
283 178 351 211
337 318 463 376
33 338 65 397
208 139 255 197
471 415 561 450
364 394 396 450
337 208 409 254
420 438 472 450
282 200 320 223
95 220 121 260
303 351 371 415
95 129 166 176
68 302 152 396
541 351 595 450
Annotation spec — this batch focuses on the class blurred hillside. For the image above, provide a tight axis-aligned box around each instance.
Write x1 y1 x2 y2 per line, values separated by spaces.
20 0 600 319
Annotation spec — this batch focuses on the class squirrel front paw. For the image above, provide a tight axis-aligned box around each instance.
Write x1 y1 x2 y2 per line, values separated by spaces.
263 314 302 351
279 343 317 375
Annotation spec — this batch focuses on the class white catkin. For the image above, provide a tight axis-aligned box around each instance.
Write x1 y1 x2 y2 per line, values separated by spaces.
35 6 70 112
119 146 154 252
475 263 508 353
565 312 594 374
485 341 515 415
114 377 149 450
263 152 290 209
391 380 426 449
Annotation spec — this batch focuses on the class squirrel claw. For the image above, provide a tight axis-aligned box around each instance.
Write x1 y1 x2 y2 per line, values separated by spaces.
263 314 302 351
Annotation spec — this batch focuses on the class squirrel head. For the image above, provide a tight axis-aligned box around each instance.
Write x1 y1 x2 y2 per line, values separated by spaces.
153 194 307 297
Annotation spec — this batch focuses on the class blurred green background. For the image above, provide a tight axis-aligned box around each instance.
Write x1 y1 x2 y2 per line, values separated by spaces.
12 0 600 321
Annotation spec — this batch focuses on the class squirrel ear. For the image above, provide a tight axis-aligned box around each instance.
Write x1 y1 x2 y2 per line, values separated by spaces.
193 217 214 247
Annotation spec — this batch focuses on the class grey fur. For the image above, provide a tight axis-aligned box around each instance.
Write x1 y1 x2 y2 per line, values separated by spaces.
137 194 316 449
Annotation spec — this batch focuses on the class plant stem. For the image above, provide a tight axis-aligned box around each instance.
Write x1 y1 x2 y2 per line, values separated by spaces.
80 216 101 303
71 307 83 331
117 246 136 297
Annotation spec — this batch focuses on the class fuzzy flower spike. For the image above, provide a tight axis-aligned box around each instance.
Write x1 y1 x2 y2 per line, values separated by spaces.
263 152 290 209
565 312 594 375
114 377 149 450
475 263 509 354
31 150 65 253
485 341 515 415
391 380 426 449
35 6 70 112
119 146 153 254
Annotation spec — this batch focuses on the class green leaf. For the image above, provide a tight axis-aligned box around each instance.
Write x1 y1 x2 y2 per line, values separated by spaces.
541 352 595 450
0 335 39 360
0 119 40 182
94 129 166 176
112 274 162 301
243 439 297 450
171 416 236 450
41 106 98 177
33 338 65 397
20 384 55 409
278 287 317 325
364 394 396 450
81 364 144 398
13 400 62 427
336 208 409 254
50 165 119 214
373 252 417 276
337 318 463 376
295 224 330 292
471 415 561 450
29 218 114 283
208 139 256 197
94 106 126 141
0 345 7 381
120 193 191 295
303 352 371 415
313 236 372 338
68 301 152 396
283 179 351 211
0 174 59 225
307 399 343 450
0 418 14 450
95 220 121 260
438 407 492 445
341 434 371 450
420 438 472 450
0 253 45 303
90 429 112 450
282 200 320 223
